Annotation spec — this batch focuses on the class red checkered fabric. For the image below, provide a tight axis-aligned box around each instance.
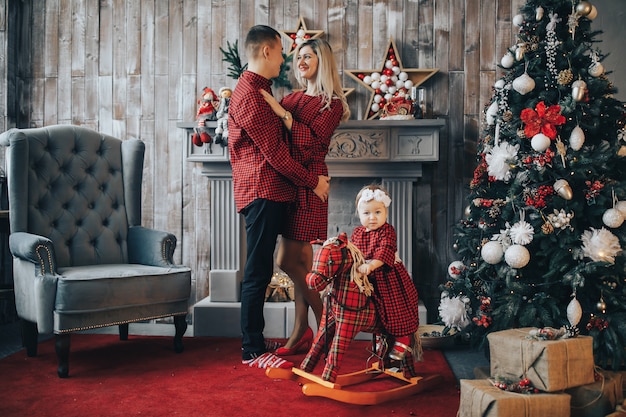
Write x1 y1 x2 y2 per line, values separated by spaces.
351 223 420 336
228 72 318 212
281 92 343 241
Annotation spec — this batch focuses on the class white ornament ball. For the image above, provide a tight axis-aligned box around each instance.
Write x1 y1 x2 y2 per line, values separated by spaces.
399 72 408 81
388 86 397 95
380 83 389 93
501 53 515 69
374 95 382 103
512 73 536 95
396 80 405 89
448 261 466 278
371 103 380 112
616 201 626 217
380 74 389 83
513 14 524 27
589 62 604 77
392 66 401 75
531 133 551 152
504 244 530 268
486 101 498 125
569 125 585 151
404 80 414 89
494 79 506 90
384 93 393 101
371 81 381 90
603 208 624 228
371 72 381 80
481 241 504 265
363 75 372 85
385 60 394 69
296 29 305 37
567 297 583 327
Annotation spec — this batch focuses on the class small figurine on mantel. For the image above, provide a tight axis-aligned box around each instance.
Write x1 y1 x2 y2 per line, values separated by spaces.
191 87 218 153
214 87 232 147
380 93 415 120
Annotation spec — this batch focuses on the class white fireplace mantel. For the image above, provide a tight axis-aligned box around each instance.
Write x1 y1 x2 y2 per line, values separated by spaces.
178 119 444 337
178 118 444 178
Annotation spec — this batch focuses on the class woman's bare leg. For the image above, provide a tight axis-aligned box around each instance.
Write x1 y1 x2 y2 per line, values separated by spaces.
277 238 323 348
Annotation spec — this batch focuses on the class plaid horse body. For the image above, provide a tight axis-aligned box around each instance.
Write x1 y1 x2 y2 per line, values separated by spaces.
300 234 417 382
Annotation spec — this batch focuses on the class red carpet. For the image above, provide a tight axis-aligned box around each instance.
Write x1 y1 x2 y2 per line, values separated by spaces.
0 334 460 417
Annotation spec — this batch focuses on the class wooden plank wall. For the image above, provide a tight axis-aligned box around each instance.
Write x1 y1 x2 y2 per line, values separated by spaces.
2 0 624 320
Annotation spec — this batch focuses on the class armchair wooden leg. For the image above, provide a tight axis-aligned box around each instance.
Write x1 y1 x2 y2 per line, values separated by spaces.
21 319 38 357
173 315 187 353
119 323 129 340
55 333 71 378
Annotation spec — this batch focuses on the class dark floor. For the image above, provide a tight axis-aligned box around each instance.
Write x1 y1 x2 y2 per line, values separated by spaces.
0 320 489 381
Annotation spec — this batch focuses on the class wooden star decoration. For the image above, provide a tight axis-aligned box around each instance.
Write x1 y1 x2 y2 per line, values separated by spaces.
345 37 439 120
280 16 325 56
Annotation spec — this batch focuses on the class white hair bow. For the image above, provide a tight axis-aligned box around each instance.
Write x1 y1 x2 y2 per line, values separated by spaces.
359 189 391 207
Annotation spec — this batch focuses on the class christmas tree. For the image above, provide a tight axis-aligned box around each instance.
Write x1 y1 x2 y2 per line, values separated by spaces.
440 0 626 370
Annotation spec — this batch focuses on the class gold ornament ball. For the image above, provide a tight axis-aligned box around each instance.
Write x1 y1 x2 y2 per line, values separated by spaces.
576 1 593 16
596 299 607 313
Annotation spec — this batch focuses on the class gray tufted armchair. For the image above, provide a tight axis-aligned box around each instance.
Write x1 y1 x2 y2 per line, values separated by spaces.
0 125 191 378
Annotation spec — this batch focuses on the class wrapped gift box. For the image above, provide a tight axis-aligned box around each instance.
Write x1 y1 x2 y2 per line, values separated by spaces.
567 370 624 417
458 379 571 417
488 328 595 392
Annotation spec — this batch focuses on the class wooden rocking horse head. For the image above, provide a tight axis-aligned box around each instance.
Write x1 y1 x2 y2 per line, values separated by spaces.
307 232 372 296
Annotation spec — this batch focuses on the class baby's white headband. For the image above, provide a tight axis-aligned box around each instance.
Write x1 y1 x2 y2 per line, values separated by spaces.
358 189 391 208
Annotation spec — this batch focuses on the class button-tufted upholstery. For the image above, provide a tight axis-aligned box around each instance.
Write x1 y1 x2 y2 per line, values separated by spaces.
0 125 191 377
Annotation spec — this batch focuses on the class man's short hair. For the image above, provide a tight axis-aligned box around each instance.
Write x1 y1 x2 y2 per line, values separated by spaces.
245 25 281 59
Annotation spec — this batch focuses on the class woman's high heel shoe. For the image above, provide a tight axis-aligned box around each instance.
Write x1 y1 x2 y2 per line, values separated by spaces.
275 327 314 356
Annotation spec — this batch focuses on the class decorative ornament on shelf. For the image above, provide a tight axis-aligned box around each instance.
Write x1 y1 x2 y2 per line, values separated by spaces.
279 16 324 57
345 37 438 120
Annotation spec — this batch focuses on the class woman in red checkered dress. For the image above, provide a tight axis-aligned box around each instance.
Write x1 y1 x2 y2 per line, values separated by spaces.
261 38 350 355
351 184 420 361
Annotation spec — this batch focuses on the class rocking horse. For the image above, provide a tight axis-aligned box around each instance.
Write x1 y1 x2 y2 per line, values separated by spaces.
266 233 443 405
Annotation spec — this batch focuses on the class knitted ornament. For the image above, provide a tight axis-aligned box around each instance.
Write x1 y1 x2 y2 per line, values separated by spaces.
569 125 585 151
567 296 583 327
481 241 504 265
602 208 624 228
512 72 535 95
504 244 530 268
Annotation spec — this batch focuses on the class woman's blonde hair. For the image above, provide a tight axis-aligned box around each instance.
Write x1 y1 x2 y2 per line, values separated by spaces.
293 38 350 122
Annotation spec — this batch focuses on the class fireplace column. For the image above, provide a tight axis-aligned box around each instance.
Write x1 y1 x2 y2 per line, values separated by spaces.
382 179 414 273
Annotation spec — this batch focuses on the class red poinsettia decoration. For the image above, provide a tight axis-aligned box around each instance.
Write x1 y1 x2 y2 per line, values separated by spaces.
520 101 566 139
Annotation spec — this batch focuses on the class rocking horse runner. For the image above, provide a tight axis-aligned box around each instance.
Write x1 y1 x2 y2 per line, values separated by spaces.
266 233 442 405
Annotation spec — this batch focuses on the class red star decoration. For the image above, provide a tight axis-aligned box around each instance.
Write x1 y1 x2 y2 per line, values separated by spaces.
279 16 325 56
345 38 439 120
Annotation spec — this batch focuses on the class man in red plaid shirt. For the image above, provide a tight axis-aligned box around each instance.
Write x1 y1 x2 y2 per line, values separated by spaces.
228 25 330 369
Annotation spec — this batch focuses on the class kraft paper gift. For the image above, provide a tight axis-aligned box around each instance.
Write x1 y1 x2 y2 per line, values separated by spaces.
568 370 624 417
458 379 571 417
488 327 595 392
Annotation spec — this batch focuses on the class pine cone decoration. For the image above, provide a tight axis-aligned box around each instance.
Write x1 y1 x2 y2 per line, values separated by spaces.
542 221 554 234
558 69 574 85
